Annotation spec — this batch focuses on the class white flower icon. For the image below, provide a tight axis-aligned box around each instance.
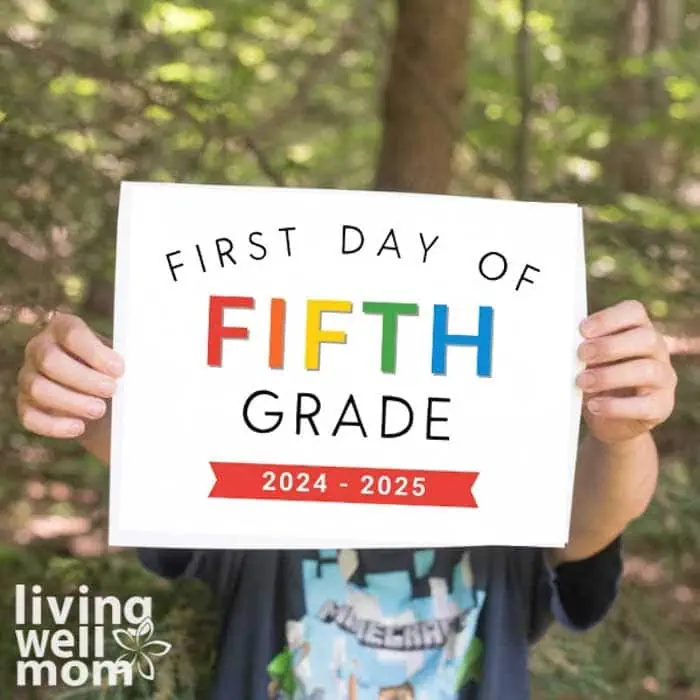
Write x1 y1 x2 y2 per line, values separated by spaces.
112 618 172 680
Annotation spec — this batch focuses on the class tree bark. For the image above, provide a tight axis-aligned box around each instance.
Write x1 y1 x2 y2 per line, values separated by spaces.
515 0 532 200
605 0 680 194
374 0 470 194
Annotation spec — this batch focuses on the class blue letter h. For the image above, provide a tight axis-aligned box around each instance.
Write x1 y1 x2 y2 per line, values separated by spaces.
431 305 494 377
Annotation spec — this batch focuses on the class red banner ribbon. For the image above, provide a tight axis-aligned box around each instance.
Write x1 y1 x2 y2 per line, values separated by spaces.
209 462 478 508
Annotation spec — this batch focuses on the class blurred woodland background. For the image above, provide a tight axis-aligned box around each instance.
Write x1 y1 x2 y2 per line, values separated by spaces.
1 0 700 698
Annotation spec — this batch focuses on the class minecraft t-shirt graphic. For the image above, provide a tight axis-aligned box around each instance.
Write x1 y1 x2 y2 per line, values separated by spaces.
266 549 487 700
138 537 622 699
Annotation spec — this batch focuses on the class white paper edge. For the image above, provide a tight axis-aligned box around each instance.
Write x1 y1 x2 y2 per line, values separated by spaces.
107 181 134 546
107 527 567 551
558 206 588 547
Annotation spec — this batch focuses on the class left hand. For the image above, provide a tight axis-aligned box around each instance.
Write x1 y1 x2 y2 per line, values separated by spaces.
576 300 677 445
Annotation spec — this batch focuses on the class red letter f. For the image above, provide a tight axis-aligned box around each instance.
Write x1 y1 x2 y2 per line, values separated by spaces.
207 296 254 366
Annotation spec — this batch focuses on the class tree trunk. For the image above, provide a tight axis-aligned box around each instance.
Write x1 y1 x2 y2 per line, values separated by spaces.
605 0 681 194
374 0 470 194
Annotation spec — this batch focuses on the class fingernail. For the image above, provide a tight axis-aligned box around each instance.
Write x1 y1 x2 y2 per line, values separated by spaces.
66 421 84 436
577 371 595 389
87 400 106 418
587 399 601 414
580 319 596 337
579 343 596 362
99 379 116 396
107 356 124 377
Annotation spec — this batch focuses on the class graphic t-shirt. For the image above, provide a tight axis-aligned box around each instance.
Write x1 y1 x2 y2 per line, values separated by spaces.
139 540 621 700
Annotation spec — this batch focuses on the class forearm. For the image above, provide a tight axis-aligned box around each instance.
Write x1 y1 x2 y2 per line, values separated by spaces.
550 430 659 565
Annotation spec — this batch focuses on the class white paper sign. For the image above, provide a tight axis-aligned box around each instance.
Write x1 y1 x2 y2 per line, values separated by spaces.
109 182 587 549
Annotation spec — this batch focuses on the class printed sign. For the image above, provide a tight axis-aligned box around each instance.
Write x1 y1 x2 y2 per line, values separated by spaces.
109 182 586 549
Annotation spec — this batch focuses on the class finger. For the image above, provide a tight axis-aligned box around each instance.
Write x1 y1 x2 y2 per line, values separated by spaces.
50 314 123 377
577 358 670 393
580 300 651 339
31 340 117 398
586 393 672 423
17 396 85 439
18 367 107 420
578 326 667 366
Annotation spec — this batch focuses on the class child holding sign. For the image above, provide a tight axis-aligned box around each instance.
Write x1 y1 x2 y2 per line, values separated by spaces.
16 299 676 700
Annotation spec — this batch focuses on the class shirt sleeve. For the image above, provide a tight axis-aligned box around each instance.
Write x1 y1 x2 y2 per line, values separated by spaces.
547 535 623 632
137 548 244 602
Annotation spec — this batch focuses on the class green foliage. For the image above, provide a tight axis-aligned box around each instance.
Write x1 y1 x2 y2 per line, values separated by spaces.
1 0 699 698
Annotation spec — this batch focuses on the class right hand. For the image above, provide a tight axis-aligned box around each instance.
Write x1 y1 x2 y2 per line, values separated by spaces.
17 313 124 439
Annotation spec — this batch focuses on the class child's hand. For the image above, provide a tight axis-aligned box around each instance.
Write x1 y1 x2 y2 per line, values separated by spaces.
576 300 677 445
16 313 124 439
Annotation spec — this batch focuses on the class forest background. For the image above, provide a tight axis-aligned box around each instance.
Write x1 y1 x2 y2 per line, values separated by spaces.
1 0 699 697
